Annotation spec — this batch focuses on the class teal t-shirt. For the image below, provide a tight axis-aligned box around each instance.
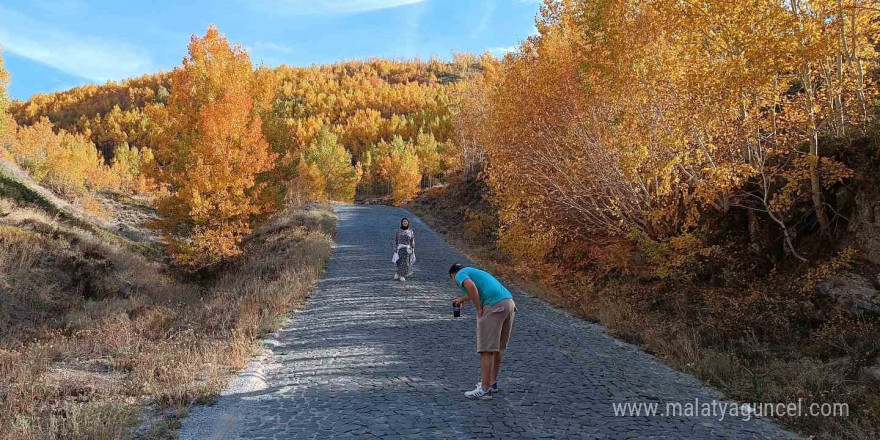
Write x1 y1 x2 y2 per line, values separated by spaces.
455 267 512 307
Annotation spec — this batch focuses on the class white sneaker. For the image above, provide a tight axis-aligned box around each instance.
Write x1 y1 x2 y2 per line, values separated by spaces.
464 384 492 400
394 274 399 280
476 381 498 393
399 277 406 282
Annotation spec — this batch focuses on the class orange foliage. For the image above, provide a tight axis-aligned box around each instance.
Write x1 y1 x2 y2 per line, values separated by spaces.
466 0 879 262
290 155 327 205
263 57 489 194
146 26 279 267
10 52 492 205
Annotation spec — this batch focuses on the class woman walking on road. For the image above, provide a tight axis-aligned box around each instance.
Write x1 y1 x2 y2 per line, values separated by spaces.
393 218 415 281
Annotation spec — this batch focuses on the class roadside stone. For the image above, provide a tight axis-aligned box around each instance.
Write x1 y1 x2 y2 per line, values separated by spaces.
859 357 880 384
817 271 880 315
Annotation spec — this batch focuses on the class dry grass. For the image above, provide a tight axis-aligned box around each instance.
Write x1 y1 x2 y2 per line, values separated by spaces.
0 198 335 440
409 187 880 440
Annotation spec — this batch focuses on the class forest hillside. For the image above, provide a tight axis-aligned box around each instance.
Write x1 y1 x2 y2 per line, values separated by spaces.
1 0 880 438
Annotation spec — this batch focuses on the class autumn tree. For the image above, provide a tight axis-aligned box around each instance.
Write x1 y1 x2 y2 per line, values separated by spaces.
468 0 878 263
290 155 327 205
8 118 111 194
377 136 421 205
450 53 499 179
146 26 279 267
110 142 153 194
414 130 444 178
298 127 360 202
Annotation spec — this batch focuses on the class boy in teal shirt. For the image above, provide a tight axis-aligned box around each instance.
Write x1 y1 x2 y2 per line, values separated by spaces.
450 264 516 400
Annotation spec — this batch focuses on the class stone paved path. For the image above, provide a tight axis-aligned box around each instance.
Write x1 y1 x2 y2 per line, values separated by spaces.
180 204 800 440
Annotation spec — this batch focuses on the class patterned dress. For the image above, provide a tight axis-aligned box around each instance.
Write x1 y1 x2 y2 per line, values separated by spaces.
395 228 415 277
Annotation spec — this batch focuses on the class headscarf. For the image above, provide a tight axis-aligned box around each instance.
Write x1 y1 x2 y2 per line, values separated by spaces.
400 217 410 230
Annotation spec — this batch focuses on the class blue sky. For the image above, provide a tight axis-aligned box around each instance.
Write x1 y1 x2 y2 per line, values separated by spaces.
0 0 542 101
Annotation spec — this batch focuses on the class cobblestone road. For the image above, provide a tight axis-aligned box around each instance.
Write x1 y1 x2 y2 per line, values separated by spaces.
180 204 800 439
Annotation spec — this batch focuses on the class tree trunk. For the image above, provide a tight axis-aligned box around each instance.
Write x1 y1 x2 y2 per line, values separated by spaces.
804 67 832 238
811 160 832 237
748 209 762 254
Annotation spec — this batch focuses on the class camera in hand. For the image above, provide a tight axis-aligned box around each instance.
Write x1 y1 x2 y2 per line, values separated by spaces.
452 302 461 318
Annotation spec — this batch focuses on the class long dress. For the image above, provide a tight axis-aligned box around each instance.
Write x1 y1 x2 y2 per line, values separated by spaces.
395 228 415 277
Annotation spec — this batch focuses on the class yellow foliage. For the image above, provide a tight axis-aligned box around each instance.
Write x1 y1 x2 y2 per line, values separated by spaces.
414 130 444 177
376 136 421 205
462 0 878 261
801 246 858 292
9 45 494 210
146 26 279 267
628 230 718 281
7 118 112 195
110 143 153 194
299 128 360 202
79 193 111 221
290 155 327 204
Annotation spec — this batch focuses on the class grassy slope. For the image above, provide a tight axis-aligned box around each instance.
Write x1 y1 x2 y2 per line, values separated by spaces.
0 159 160 258
0 167 336 439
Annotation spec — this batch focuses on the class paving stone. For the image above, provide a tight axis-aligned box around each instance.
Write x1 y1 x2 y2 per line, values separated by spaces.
180 205 801 440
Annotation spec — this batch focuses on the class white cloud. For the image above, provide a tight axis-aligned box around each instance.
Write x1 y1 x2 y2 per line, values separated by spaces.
0 5 152 82
252 41 294 54
472 0 498 38
401 1 427 56
246 41 296 67
257 0 426 15
489 46 517 57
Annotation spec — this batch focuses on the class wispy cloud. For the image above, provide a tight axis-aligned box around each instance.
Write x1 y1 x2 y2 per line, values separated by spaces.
246 41 295 67
252 41 294 54
0 5 152 82
400 1 428 57
489 46 517 57
256 0 426 15
472 0 498 38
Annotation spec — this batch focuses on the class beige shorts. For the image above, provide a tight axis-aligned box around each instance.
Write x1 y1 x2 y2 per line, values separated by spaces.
476 299 516 352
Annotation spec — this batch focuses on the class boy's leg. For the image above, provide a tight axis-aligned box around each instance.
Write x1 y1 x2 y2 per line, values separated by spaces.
491 352 502 384
480 352 493 391
492 301 514 385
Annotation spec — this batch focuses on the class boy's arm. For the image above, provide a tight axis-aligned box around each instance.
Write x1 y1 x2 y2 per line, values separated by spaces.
453 294 471 305
462 279 483 316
